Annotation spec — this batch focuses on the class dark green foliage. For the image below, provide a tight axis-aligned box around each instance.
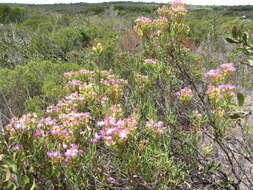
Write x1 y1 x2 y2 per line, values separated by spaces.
113 5 156 16
80 5 107 15
29 27 90 60
237 92 245 107
0 4 26 23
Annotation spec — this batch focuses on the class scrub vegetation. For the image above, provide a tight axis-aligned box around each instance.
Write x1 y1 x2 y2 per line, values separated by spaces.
0 1 253 189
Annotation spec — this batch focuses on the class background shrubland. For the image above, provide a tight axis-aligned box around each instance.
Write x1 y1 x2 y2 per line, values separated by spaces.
0 1 253 189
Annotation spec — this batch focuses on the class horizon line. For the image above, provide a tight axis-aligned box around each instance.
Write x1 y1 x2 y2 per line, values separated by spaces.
1 1 253 6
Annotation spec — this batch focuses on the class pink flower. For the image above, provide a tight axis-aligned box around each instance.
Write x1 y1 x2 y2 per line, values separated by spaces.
106 128 116 135
218 84 235 91
175 87 193 103
64 149 79 157
14 145 23 151
106 136 113 144
145 120 167 134
105 117 116 126
135 16 152 24
47 152 62 158
107 177 116 183
119 130 128 139
34 129 45 137
91 139 98 143
207 84 235 94
115 120 125 128
97 121 105 126
144 58 159 65
205 69 223 78
220 63 236 72
155 121 164 128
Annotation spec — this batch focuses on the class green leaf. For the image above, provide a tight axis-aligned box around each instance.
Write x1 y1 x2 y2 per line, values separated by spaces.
6 161 17 173
237 48 252 55
4 169 11 182
232 26 238 39
226 38 239 44
23 175 30 185
242 33 248 46
30 178 36 190
229 113 242 119
237 93 245 107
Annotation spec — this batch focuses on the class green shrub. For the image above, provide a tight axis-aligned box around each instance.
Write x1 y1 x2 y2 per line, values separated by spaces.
29 27 90 60
0 60 82 119
21 18 53 31
0 4 26 23
80 5 107 15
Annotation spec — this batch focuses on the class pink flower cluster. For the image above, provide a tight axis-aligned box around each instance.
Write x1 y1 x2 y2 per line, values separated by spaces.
153 16 168 28
205 63 236 84
170 0 187 13
100 75 128 86
134 1 188 38
144 58 159 65
207 84 236 94
37 117 57 128
135 15 169 37
47 144 83 162
78 83 98 102
66 80 88 89
220 63 236 72
33 117 58 137
47 152 62 159
92 114 138 146
175 87 193 103
100 96 109 107
64 69 127 111
47 92 86 114
145 120 167 134
5 68 130 164
50 125 73 137
59 111 90 127
134 16 156 37
135 16 152 25
5 113 38 133
207 84 236 98
64 69 95 80
207 84 236 103
205 69 223 83
157 0 187 18
34 129 47 137
64 144 83 158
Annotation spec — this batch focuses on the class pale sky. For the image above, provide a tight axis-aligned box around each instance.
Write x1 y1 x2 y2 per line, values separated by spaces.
0 0 252 5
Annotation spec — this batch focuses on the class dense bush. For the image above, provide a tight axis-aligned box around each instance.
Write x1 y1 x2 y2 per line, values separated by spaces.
0 60 82 120
29 27 90 60
114 5 156 16
0 4 27 23
80 5 107 15
21 18 53 31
